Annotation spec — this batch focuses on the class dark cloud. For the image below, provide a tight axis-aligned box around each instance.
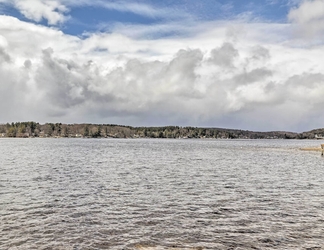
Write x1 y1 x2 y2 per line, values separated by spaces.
0 47 11 64
209 42 239 68
20 44 323 130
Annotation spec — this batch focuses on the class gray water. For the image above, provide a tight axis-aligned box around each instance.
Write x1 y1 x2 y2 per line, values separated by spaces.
1 138 324 250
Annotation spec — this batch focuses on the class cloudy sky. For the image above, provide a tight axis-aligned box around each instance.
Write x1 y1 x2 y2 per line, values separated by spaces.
0 0 324 131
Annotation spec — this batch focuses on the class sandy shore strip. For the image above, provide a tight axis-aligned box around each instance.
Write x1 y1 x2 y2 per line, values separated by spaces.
299 147 323 151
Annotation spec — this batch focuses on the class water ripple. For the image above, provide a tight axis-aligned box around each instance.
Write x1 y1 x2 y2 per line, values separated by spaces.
1 139 324 249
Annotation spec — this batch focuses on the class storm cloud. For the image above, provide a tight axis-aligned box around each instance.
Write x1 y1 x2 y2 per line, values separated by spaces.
1 0 324 131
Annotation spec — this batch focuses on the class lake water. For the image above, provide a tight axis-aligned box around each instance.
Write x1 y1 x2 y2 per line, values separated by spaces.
1 138 324 250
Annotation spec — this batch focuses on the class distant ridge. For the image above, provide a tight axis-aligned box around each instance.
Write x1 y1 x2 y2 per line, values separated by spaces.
0 122 323 139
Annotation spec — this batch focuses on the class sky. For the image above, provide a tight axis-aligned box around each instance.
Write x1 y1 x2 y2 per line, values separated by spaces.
0 0 324 132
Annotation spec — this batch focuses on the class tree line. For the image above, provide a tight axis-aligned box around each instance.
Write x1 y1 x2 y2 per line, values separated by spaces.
0 122 321 139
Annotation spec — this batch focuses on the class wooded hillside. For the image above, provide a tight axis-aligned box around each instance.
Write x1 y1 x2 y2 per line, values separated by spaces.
0 122 321 139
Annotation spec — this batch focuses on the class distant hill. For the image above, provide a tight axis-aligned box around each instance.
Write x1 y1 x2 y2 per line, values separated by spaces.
0 122 322 139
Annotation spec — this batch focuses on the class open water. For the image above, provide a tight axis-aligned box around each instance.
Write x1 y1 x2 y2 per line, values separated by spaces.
0 138 324 250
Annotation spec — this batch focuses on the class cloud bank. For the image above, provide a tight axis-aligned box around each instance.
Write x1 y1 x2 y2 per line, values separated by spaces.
1 1 324 132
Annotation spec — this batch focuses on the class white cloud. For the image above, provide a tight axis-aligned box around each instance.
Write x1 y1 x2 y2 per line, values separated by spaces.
288 0 324 38
1 11 324 131
0 0 69 25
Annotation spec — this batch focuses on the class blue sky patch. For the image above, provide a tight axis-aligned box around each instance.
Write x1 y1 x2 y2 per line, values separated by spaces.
0 0 297 37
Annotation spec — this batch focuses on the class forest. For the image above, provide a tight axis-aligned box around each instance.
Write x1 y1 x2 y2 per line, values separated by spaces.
1 122 323 139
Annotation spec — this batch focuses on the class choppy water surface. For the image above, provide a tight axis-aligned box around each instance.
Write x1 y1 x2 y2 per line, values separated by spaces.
1 138 324 250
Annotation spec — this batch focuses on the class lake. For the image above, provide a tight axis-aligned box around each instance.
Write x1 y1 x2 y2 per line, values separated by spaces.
1 138 324 249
